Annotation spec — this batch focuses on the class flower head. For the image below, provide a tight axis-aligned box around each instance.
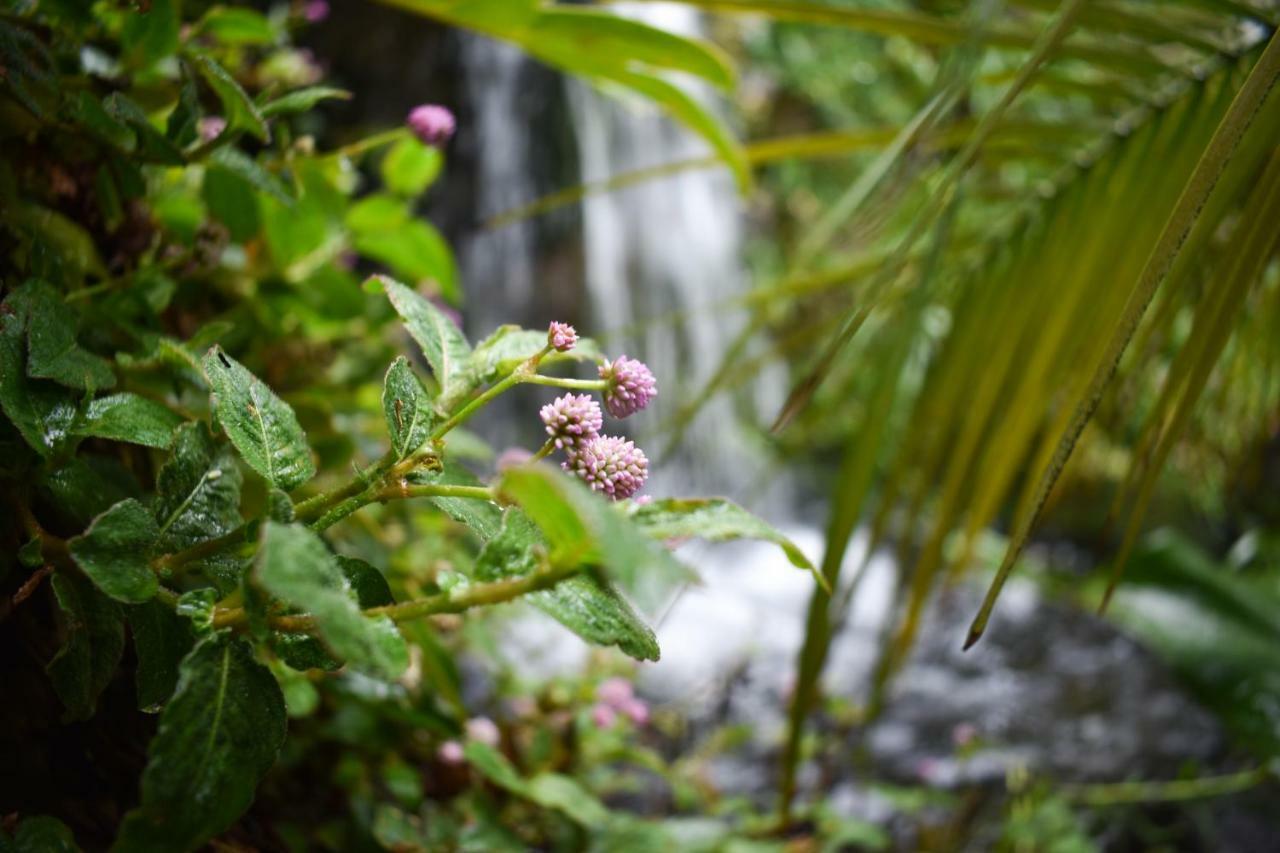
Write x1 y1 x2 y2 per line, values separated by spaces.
303 0 329 21
407 104 456 148
599 356 657 419
547 321 577 353
565 435 648 500
465 716 500 747
197 116 226 143
591 703 617 728
540 393 603 452
596 677 633 708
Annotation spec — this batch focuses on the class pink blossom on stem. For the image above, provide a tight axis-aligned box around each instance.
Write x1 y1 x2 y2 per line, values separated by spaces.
619 697 649 726
596 677 634 708
407 104 456 148
197 116 226 143
599 355 657 418
547 321 578 353
465 716 500 747
540 394 602 452
438 740 465 764
591 703 617 728
565 435 648 500
303 0 329 21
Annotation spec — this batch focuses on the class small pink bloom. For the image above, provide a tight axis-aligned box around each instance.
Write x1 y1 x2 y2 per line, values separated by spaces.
599 356 657 418
496 447 534 471
438 740 465 764
466 716 500 747
564 435 648 500
540 394 603 453
596 677 634 708
547 321 577 353
952 722 978 748
591 703 617 728
303 0 329 22
407 104 456 148
619 697 649 726
198 116 226 143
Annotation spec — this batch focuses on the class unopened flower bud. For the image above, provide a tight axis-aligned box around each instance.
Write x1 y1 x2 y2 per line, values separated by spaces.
565 435 648 500
407 104 455 148
540 393 602 452
547 321 577 352
599 356 656 418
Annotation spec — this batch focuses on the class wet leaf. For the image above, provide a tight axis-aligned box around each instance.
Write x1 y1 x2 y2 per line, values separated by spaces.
68 499 159 603
188 52 269 141
381 136 442 196
202 347 315 492
259 86 351 118
74 393 183 448
20 280 115 391
255 522 408 680
114 634 286 853
153 422 244 555
375 276 470 388
128 600 194 712
47 573 126 721
0 287 77 458
10 815 80 852
382 356 435 459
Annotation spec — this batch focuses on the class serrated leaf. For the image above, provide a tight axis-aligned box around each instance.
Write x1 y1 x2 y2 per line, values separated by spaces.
259 86 350 118
442 325 601 408
202 347 315 491
375 276 470 387
202 163 261 242
113 634 286 853
631 498 821 584
255 522 408 680
208 145 293 204
498 464 693 613
382 356 435 459
68 499 159 603
153 422 244 554
188 52 269 142
381 136 442 196
272 557 394 672
47 573 126 721
0 287 77 457
74 393 183 448
476 510 659 661
128 600 194 712
40 457 143 528
19 280 115 391
407 461 503 540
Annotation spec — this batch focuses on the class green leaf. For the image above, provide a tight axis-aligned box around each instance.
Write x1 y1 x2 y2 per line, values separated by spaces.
114 634 286 853
375 276 471 388
407 461 503 540
120 0 179 67
74 393 183 448
382 356 435 459
20 280 116 391
631 498 822 583
11 815 80 853
40 457 143 528
207 146 293 204
196 7 277 46
188 52 269 142
498 463 693 612
202 163 262 242
259 86 351 118
68 499 160 603
381 136 443 196
202 347 315 492
47 573 126 721
272 557 394 673
345 193 408 233
67 91 136 152
0 287 77 458
102 94 186 166
128 600 194 712
462 741 611 828
476 510 659 661
153 422 244 555
355 221 458 302
255 522 408 680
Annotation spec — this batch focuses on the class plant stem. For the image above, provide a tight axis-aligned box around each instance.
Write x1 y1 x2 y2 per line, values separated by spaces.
429 372 523 441
522 375 607 391
210 561 580 631
1061 766 1272 807
329 127 408 159
529 438 556 462
308 482 496 532
294 449 398 522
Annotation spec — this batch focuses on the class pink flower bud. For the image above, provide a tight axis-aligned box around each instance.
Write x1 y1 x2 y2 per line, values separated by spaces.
465 716 500 747
591 703 617 728
198 116 226 143
596 677 634 708
599 356 657 418
540 393 603 452
407 104 455 148
304 0 329 22
619 697 649 726
547 321 578 353
564 435 648 500
438 740 465 764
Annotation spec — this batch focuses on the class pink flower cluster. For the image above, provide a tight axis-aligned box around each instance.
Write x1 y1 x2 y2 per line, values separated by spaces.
535 323 656 500
406 104 455 148
591 677 649 728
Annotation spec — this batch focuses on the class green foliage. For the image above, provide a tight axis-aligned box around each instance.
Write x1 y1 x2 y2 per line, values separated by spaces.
47 573 126 721
114 634 287 853
68 499 160 603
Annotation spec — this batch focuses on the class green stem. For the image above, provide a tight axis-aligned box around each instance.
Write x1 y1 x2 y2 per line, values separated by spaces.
329 127 408 159
1061 766 1271 807
429 371 523 441
211 561 580 630
309 482 496 533
294 449 397 522
522 375 608 391
529 438 557 462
